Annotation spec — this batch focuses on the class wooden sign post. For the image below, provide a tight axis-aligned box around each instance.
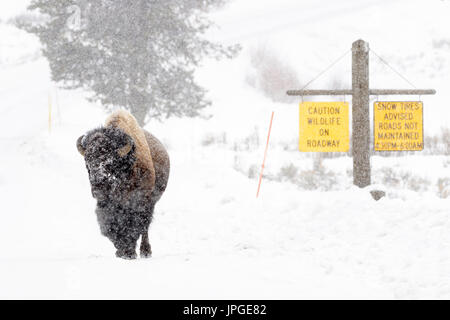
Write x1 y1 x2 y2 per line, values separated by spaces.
352 40 371 187
287 39 436 189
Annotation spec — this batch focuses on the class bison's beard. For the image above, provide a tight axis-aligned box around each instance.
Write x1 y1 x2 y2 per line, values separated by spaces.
92 181 151 212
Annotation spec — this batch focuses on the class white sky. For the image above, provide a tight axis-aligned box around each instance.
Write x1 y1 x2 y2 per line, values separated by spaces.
0 0 30 21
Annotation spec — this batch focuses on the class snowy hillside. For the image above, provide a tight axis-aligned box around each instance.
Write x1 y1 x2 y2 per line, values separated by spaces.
1 0 450 299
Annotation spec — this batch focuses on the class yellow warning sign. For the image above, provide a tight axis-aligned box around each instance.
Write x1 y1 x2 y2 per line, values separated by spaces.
299 102 349 152
374 101 423 151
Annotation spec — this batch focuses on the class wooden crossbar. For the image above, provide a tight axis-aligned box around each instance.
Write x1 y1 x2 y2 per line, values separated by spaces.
286 89 436 96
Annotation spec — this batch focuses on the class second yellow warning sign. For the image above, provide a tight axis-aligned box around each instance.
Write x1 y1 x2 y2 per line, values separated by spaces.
299 102 349 152
374 101 423 151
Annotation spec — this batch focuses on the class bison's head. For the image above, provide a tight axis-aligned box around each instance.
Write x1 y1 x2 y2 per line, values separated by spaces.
77 127 136 202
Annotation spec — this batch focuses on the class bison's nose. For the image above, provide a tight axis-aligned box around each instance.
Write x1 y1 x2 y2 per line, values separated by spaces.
90 178 104 188
90 171 107 184
91 180 104 189
92 188 106 201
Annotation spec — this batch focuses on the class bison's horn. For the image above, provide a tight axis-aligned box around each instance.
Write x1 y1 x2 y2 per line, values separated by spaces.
76 135 86 156
118 140 133 157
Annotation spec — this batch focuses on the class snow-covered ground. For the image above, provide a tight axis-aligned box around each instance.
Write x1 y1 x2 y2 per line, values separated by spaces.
1 0 450 299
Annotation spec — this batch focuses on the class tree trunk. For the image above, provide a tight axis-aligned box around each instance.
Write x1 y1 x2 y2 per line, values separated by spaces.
129 0 151 128
130 102 147 127
129 76 149 127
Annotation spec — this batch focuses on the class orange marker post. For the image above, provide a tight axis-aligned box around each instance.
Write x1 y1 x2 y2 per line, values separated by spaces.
256 111 274 198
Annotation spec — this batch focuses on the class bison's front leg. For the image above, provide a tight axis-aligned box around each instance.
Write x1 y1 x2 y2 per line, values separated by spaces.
96 204 140 259
112 221 141 259
115 247 137 259
112 231 139 259
140 232 152 258
139 202 154 258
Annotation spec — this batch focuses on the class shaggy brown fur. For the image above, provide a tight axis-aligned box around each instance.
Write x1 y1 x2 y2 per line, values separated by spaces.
143 130 170 202
105 110 156 199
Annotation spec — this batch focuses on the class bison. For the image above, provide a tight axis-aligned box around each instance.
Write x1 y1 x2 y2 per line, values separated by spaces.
76 110 170 259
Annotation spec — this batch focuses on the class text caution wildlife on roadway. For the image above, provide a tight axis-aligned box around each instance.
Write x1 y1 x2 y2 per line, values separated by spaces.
299 102 349 152
374 101 423 151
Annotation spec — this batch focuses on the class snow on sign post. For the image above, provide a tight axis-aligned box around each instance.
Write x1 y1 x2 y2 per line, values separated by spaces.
374 101 423 151
299 102 349 152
